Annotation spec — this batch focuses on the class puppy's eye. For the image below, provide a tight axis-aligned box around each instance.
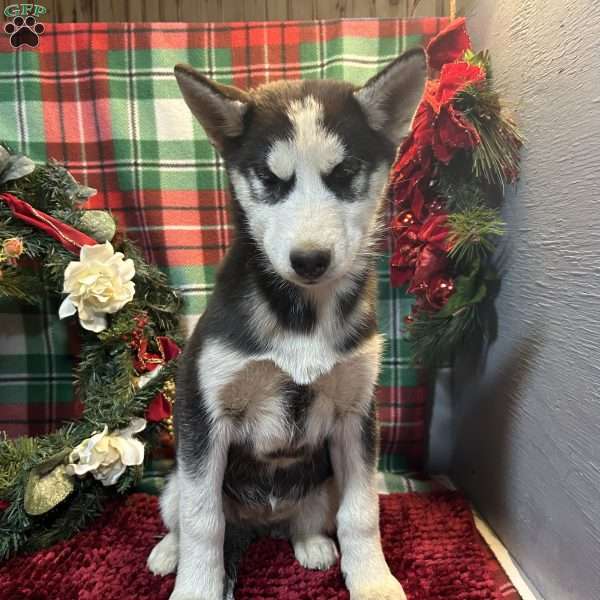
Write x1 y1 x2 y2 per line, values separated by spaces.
327 158 362 182
255 166 284 187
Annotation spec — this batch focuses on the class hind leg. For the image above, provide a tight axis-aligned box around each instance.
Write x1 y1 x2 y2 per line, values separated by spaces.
147 471 179 576
290 479 339 571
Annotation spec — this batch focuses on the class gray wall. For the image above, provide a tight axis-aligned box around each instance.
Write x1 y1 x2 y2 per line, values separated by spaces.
450 2 600 599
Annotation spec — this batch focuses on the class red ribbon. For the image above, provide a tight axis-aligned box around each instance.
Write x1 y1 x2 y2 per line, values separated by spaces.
0 192 97 254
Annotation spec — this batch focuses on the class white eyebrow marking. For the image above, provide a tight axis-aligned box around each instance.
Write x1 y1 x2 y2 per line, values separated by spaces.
267 96 345 181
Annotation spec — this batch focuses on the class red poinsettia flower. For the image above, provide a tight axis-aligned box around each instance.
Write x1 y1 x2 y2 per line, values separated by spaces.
427 62 485 109
391 213 451 291
427 17 471 71
420 62 485 164
390 61 485 223
417 213 451 251
409 245 449 294
390 139 433 219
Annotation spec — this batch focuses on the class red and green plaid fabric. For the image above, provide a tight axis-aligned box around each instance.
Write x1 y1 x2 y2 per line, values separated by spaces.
0 18 447 470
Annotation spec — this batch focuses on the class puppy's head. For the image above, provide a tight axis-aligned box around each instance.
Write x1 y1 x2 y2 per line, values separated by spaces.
175 50 426 288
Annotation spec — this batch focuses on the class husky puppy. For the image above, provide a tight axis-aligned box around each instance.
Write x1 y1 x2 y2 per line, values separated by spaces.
147 48 426 600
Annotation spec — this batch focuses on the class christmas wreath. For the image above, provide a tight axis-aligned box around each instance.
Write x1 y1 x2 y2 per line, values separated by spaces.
0 146 182 560
389 18 523 366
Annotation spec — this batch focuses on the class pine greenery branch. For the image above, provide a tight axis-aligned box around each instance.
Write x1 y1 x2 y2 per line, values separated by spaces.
1 476 109 559
0 434 36 493
0 486 30 560
3 160 92 213
77 344 137 428
456 80 524 186
115 464 143 494
472 111 523 186
129 360 178 414
434 170 489 212
0 268 43 304
407 251 497 368
463 48 492 77
409 303 482 368
447 207 504 266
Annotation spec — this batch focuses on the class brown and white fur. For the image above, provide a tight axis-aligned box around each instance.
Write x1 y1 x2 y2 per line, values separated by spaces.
147 49 427 600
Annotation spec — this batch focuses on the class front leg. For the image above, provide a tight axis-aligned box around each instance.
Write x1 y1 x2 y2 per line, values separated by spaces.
171 422 231 600
330 404 405 600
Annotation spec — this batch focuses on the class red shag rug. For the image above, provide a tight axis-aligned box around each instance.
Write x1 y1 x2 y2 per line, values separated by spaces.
0 492 519 600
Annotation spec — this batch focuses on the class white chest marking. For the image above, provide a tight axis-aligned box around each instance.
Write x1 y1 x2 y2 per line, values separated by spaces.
197 334 383 457
247 283 371 385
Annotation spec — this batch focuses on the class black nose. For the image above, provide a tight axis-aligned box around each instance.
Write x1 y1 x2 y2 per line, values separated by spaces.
290 249 331 281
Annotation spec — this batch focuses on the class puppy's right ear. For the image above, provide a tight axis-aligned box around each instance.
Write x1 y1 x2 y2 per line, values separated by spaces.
174 64 250 152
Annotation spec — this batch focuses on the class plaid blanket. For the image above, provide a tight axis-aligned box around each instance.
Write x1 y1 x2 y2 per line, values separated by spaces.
0 18 447 470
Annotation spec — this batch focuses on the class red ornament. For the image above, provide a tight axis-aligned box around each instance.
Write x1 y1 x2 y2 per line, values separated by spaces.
391 242 419 287
425 275 455 310
396 210 415 227
392 210 416 237
426 198 446 214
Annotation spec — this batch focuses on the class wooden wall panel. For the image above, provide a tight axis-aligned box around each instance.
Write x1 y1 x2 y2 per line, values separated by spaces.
1 0 468 22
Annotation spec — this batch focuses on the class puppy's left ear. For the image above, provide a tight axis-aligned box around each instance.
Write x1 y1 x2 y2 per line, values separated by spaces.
355 47 427 146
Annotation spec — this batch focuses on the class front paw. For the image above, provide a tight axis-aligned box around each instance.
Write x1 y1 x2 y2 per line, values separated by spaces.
148 533 178 576
293 534 339 570
349 574 406 600
169 584 222 600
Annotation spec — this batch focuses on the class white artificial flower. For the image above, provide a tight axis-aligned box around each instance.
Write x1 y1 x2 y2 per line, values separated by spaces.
58 242 135 332
67 418 146 486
